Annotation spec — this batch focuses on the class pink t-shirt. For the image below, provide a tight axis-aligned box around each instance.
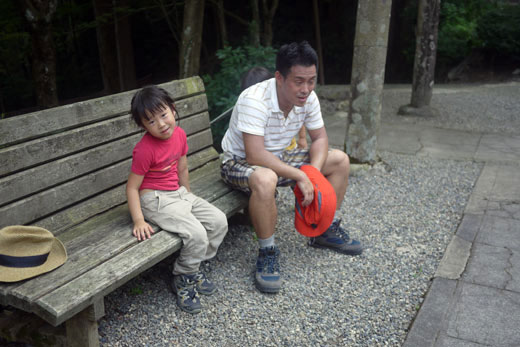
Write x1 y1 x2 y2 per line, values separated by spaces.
131 127 189 191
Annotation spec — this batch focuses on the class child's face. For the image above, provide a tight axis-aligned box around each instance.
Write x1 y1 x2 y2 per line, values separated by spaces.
141 104 177 140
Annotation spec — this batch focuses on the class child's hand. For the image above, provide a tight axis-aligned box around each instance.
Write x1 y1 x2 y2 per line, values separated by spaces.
133 221 155 241
297 137 308 149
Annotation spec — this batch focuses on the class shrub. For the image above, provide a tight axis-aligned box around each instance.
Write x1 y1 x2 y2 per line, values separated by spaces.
477 4 520 59
203 44 277 149
437 0 487 66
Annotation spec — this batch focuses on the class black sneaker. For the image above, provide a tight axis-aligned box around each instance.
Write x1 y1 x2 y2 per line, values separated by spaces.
192 271 217 295
309 218 363 255
255 245 282 293
171 274 202 314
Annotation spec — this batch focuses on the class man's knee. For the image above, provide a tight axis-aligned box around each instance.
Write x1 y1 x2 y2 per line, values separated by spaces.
249 168 278 197
328 149 350 175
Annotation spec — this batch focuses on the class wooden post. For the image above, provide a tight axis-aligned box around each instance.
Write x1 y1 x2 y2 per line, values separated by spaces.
65 298 104 347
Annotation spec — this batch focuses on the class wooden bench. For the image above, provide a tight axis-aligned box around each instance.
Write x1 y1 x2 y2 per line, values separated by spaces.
0 77 248 346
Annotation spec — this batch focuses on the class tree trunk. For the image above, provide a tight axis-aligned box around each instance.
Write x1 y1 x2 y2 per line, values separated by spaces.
345 0 392 164
113 0 137 91
179 0 205 78
410 0 440 108
157 0 181 47
214 0 228 47
261 0 278 47
22 0 59 108
93 0 120 93
250 0 261 46
93 0 136 94
312 0 325 85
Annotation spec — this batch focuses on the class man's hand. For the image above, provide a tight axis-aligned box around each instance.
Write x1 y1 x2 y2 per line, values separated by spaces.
132 220 155 241
296 174 314 207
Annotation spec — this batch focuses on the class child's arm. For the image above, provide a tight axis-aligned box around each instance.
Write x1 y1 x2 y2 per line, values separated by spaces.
126 172 155 241
297 127 308 149
178 155 190 191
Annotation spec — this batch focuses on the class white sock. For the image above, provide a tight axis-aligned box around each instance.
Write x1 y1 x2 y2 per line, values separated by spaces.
258 235 275 249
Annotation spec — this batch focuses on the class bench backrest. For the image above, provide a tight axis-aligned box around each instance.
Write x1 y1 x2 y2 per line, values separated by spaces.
0 77 219 234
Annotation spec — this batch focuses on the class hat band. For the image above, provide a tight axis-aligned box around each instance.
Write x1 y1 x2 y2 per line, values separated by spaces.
0 253 49 268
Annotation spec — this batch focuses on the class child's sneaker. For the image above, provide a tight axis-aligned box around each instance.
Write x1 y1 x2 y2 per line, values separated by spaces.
255 245 282 293
171 274 202 314
193 271 217 295
309 218 363 255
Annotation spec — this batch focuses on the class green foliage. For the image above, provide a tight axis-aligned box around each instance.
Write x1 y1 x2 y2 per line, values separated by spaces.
477 4 520 59
436 0 491 65
129 286 143 295
436 0 520 65
204 44 277 117
203 44 277 148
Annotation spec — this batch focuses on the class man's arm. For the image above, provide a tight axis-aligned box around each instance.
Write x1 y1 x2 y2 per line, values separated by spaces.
243 133 305 180
243 132 314 206
307 126 329 171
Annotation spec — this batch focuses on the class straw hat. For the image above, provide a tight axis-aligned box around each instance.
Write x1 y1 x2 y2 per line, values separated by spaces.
293 165 337 237
0 226 67 282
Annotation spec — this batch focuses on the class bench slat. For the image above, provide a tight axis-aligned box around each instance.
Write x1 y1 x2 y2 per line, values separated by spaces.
0 168 237 299
0 160 131 227
0 176 246 325
34 185 128 236
0 101 209 177
29 148 220 234
0 116 139 176
0 134 138 207
0 132 216 228
34 188 247 326
2 206 140 313
0 77 205 147
0 112 210 207
36 229 182 326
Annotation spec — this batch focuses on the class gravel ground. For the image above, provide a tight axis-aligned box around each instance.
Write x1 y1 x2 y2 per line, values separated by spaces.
97 83 519 346
98 152 482 346
381 82 520 134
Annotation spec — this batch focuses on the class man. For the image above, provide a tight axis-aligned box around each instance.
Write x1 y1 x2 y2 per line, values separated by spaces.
221 41 362 294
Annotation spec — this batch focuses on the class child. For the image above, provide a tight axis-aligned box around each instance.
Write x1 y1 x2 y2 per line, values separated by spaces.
126 85 228 314
240 66 307 150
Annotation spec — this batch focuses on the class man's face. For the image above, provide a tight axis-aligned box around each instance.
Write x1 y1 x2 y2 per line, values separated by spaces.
275 64 317 112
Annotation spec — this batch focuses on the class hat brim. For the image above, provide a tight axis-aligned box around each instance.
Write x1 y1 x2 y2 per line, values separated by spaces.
294 198 335 237
294 165 337 237
0 238 67 283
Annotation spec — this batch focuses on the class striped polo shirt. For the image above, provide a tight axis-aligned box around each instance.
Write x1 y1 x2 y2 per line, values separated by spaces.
221 78 324 162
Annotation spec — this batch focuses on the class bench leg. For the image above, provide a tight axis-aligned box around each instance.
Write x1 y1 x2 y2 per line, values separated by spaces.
65 298 104 347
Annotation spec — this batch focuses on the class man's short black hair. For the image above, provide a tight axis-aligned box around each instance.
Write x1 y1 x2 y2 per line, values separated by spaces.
276 41 318 78
130 85 177 127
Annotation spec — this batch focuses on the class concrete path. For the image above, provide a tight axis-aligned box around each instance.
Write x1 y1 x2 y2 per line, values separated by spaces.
323 84 520 347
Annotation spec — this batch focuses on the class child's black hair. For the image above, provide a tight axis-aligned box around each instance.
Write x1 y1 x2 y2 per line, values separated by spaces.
130 85 177 127
240 66 274 92
276 41 318 78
